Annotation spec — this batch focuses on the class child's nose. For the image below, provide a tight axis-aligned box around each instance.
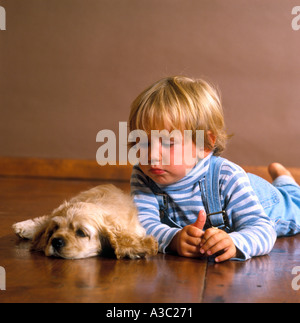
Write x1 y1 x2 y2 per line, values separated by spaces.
150 141 162 165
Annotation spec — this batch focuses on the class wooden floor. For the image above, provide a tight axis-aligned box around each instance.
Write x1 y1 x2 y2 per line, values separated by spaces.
0 176 299 303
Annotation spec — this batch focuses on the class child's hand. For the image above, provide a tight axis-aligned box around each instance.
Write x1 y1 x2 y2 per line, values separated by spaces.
199 227 237 262
169 210 206 258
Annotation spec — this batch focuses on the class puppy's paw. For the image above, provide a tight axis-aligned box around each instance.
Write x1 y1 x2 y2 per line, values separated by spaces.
140 235 158 258
114 235 158 260
12 219 37 239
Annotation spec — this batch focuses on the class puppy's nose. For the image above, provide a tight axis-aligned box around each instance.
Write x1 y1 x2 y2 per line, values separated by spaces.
51 237 65 250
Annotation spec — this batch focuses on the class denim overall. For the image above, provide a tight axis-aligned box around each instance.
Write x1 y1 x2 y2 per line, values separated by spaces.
149 156 300 237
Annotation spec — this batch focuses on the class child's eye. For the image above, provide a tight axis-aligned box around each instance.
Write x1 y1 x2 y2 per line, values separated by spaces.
163 143 173 148
139 141 150 148
162 141 175 147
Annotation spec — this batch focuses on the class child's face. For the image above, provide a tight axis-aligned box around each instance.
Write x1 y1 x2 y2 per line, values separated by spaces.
138 131 208 186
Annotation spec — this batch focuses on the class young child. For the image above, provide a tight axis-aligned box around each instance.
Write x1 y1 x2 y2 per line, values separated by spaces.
129 76 300 262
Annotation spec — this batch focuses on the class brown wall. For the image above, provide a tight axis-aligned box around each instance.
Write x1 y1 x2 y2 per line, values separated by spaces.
0 0 299 166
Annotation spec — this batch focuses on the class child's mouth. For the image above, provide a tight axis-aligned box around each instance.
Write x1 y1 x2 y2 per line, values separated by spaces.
149 168 166 175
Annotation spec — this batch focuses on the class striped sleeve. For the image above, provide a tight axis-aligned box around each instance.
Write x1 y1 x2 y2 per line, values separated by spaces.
130 166 180 253
219 162 277 261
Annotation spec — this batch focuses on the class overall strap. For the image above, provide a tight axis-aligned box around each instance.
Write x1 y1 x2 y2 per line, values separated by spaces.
200 156 231 232
206 156 225 213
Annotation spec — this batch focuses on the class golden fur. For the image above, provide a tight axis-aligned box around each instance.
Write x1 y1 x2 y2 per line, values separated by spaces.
13 184 158 259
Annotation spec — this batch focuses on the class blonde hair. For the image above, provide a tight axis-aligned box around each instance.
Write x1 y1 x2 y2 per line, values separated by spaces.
128 76 230 156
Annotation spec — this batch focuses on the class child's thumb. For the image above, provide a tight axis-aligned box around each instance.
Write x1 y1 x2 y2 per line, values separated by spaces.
192 210 207 230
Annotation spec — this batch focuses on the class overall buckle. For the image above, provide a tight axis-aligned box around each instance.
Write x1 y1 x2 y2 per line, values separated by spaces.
207 210 231 232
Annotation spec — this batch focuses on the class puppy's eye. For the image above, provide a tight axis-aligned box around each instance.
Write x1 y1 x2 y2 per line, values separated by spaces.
76 229 87 238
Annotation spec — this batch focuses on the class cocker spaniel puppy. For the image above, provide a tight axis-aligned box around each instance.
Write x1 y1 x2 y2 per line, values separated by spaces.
13 184 158 259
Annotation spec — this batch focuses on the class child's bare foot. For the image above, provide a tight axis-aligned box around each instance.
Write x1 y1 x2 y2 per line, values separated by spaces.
268 163 295 181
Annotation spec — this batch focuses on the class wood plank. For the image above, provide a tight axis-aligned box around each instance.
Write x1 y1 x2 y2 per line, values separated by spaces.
0 157 132 181
0 157 299 183
202 234 300 303
0 173 299 303
0 236 207 303
0 177 207 303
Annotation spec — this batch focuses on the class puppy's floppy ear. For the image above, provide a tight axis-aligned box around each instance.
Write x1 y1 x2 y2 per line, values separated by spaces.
30 221 52 252
98 235 115 258
101 227 158 259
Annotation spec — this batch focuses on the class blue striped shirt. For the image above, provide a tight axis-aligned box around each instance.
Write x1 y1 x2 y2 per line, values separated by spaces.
130 154 277 261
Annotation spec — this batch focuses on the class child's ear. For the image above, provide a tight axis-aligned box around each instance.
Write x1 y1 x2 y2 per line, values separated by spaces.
207 131 217 147
202 131 217 157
